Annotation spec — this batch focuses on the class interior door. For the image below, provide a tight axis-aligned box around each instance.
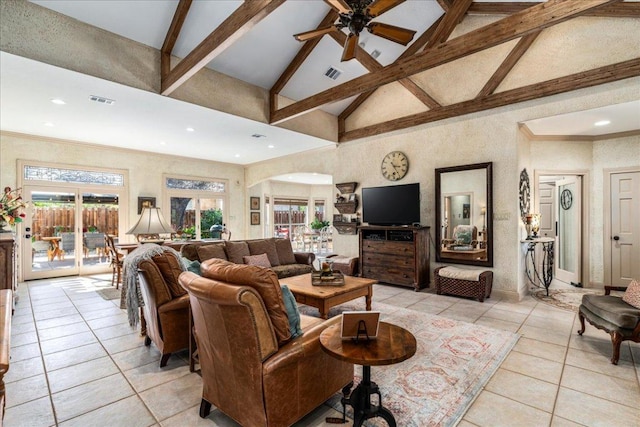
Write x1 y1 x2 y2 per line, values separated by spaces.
538 182 555 238
555 177 581 285
610 171 640 285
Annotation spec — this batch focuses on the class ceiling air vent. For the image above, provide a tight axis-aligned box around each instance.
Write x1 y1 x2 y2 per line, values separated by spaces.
371 49 381 59
324 66 342 80
89 95 115 105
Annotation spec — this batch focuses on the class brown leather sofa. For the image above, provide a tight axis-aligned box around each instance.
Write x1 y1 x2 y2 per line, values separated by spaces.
181 237 315 279
137 251 190 367
179 258 354 427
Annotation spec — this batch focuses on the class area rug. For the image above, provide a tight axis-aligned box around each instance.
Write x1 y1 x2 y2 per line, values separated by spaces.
96 286 121 301
299 302 519 427
531 288 602 312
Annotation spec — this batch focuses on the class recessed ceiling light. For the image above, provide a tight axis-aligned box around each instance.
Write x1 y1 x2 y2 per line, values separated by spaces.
252 133 266 138
312 173 318 175
267 144 274 149
50 98 66 105
43 122 54 127
160 141 166 146
234 154 240 158
186 127 195 132
594 120 611 126
288 176 293 180
89 95 115 105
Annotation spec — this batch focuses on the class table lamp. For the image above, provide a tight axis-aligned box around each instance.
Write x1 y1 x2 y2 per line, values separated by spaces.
530 213 541 238
126 207 174 243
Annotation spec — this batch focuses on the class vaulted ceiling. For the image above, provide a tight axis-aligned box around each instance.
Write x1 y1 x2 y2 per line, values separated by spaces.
19 0 640 148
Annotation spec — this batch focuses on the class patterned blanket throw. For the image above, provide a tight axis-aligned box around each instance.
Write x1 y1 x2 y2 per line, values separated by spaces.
123 244 185 327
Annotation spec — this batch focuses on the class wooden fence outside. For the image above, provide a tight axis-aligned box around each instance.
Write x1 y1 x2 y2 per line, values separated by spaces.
32 207 119 238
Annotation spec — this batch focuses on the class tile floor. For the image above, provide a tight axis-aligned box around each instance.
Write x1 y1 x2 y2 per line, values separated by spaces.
5 275 640 427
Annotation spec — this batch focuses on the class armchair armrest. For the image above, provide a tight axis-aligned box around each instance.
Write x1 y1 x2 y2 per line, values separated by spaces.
293 252 315 265
604 285 628 295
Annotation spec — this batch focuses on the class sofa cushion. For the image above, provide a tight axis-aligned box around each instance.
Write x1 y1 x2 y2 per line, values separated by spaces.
201 258 291 345
248 239 280 266
182 257 201 275
582 294 640 329
622 279 640 309
271 263 314 279
274 238 296 265
196 243 228 262
243 253 271 268
281 285 302 339
224 241 251 264
152 252 187 298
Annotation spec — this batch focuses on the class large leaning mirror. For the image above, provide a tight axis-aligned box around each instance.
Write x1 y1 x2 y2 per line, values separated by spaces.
435 162 493 267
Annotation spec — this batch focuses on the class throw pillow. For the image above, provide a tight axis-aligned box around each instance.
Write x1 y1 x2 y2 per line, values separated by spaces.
151 251 187 298
248 239 280 266
274 238 297 265
281 285 302 339
182 257 201 275
622 279 640 309
196 243 227 262
201 258 291 345
224 241 251 264
243 253 271 268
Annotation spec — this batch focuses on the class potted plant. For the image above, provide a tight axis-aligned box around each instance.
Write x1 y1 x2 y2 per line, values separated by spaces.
310 218 330 231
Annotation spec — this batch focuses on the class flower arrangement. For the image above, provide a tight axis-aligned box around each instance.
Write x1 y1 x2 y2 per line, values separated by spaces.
0 187 28 226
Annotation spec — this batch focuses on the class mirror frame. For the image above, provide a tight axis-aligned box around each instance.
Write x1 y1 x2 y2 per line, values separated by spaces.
435 162 493 267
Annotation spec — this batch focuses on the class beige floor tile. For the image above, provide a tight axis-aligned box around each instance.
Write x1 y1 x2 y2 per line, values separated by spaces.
44 342 108 372
102 331 146 354
48 356 120 393
139 372 203 421
3 396 56 427
568 333 633 362
33 305 79 321
474 316 521 333
124 357 191 392
52 373 135 422
518 324 571 347
161 405 241 427
501 351 564 384
10 330 39 347
485 368 559 412
5 373 50 408
550 415 584 426
11 313 35 326
4 356 45 384
59 395 156 427
38 321 91 341
492 301 535 315
30 295 70 307
112 344 162 371
529 305 576 322
481 306 529 324
554 386 640 427
565 347 638 380
560 364 639 408
78 305 125 319
524 313 575 334
75 299 121 311
36 313 84 330
463 390 552 427
86 312 129 329
10 342 41 362
40 331 98 355
93 322 140 341
514 337 567 362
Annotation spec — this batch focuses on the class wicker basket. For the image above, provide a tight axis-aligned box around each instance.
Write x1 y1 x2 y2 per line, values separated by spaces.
434 266 493 302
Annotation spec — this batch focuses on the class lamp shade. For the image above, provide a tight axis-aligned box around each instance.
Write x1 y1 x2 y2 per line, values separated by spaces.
126 207 174 239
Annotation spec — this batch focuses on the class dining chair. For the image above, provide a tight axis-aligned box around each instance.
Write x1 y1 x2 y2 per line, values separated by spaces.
105 234 124 289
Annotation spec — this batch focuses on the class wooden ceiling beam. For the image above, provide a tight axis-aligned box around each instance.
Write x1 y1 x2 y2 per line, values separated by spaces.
161 0 193 80
436 0 452 12
477 30 541 98
162 0 285 96
468 1 640 17
270 0 620 125
340 58 640 142
269 10 338 112
423 0 473 50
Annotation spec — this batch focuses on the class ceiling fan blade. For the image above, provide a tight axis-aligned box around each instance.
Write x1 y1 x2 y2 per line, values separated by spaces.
341 33 358 62
367 22 416 45
367 0 405 17
293 26 336 42
324 0 353 15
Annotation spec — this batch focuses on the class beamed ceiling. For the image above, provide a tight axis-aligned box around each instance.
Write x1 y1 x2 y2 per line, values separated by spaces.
20 0 640 147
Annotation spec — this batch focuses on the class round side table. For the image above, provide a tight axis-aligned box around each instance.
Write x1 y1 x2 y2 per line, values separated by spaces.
319 321 417 427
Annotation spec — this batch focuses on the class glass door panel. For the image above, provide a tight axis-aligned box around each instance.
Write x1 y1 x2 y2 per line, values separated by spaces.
80 192 118 272
556 177 581 285
199 198 223 239
170 197 196 239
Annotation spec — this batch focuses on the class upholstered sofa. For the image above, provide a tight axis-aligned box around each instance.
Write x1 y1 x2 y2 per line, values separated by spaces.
181 238 315 279
179 259 354 426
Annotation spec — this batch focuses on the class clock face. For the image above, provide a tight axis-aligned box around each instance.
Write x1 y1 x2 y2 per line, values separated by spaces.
381 151 409 181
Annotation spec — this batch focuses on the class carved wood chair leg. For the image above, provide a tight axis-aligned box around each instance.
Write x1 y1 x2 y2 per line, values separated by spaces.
610 332 622 365
199 399 212 418
577 312 586 335
160 353 171 367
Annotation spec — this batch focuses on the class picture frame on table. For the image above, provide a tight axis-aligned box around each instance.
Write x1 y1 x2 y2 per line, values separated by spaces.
348 193 357 202
250 212 260 225
138 197 156 214
250 197 260 210
333 214 343 223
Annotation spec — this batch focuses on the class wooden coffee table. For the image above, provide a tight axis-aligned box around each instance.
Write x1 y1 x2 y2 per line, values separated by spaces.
279 273 376 319
320 322 417 426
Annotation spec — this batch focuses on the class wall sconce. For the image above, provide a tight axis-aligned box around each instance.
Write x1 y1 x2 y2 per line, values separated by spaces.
126 207 175 243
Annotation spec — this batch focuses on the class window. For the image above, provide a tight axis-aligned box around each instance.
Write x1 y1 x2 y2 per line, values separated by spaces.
24 165 124 186
273 198 308 240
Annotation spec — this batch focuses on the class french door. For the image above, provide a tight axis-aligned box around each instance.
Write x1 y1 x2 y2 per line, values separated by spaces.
555 177 582 285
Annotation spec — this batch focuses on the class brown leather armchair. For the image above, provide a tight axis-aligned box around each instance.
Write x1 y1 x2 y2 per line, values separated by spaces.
137 251 190 367
179 259 354 427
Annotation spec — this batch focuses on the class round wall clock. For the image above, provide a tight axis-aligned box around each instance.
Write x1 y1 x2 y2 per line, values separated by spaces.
560 189 573 210
519 168 530 222
381 151 409 181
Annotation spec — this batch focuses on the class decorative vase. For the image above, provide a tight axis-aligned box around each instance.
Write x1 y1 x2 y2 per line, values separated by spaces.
0 221 12 233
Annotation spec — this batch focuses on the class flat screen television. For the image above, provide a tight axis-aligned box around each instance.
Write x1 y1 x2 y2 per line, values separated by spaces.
362 183 420 226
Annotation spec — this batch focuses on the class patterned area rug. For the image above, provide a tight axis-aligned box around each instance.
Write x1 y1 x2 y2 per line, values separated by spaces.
531 288 601 312
299 302 519 427
96 286 121 301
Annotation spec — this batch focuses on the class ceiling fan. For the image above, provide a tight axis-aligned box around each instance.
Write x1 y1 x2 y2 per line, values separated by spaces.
294 0 416 62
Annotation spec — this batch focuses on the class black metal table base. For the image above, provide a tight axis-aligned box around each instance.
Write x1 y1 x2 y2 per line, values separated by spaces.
329 366 396 426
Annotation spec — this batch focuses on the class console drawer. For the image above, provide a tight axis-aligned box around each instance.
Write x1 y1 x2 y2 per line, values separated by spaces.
362 240 414 257
361 265 416 286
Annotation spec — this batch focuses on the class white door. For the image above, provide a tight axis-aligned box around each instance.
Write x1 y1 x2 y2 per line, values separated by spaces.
610 171 640 286
555 177 582 285
538 182 555 238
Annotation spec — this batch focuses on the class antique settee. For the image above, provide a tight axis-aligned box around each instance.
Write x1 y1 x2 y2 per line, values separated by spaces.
179 258 354 426
181 237 315 279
